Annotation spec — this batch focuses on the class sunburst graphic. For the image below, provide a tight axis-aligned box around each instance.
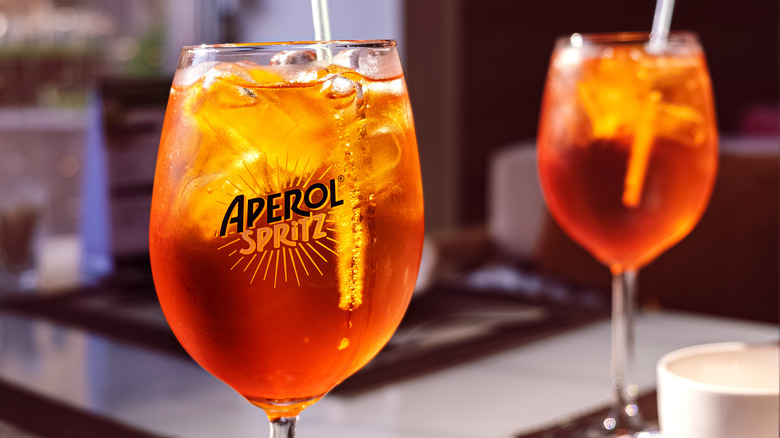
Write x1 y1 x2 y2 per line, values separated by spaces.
213 153 341 288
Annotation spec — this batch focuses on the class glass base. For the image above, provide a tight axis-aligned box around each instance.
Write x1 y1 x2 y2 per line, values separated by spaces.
592 405 657 437
576 426 660 438
541 424 660 438
540 404 660 438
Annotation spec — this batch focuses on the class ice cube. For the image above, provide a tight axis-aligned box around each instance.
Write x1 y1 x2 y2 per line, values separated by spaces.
270 50 317 65
577 78 640 139
173 61 219 87
266 51 328 85
177 150 290 238
332 48 401 80
638 57 710 147
321 74 365 114
202 62 258 91
365 116 403 182
332 48 362 70
183 63 348 194
322 75 358 99
176 62 264 115
656 102 708 147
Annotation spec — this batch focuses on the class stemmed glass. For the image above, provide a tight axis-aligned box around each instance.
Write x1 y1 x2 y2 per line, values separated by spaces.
537 32 718 436
149 41 424 437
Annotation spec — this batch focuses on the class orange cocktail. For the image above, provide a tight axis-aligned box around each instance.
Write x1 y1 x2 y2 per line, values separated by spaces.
537 32 718 435
538 33 718 272
149 41 424 420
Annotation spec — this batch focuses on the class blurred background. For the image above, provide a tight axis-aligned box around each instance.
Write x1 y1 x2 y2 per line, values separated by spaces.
0 0 776 325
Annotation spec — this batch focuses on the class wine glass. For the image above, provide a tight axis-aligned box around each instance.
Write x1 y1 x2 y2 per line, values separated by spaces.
149 41 424 437
537 32 718 436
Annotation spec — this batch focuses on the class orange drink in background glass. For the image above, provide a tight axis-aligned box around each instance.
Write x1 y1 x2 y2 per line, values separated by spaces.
149 41 424 434
538 32 718 271
537 32 717 435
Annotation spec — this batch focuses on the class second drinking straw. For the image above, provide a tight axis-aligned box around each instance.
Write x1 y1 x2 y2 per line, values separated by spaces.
622 0 677 207
650 0 676 44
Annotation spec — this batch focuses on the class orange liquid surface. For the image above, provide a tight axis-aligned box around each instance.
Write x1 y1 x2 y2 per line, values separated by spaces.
149 61 423 417
538 44 718 271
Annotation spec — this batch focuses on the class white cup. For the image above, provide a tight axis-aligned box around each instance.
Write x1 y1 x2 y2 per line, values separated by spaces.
657 342 779 438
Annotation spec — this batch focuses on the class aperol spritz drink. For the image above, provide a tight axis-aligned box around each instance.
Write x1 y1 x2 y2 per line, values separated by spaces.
538 32 717 271
149 41 424 428
537 32 717 436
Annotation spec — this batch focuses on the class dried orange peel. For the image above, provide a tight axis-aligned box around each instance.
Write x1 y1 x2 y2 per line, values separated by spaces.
622 91 662 208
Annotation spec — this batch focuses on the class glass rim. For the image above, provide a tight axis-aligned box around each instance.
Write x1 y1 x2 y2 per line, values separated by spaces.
181 39 396 53
555 30 700 47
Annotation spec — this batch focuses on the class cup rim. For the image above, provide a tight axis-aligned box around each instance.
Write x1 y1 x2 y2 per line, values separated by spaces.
182 39 396 53
555 30 699 47
657 342 780 396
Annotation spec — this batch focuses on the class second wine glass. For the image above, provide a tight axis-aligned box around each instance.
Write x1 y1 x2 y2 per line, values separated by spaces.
537 32 718 436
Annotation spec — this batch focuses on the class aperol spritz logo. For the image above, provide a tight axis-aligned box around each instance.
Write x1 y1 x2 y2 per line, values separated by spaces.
214 169 345 288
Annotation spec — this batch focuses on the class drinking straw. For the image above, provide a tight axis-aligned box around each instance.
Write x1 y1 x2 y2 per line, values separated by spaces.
310 0 332 61
621 0 676 207
311 0 331 41
650 0 676 44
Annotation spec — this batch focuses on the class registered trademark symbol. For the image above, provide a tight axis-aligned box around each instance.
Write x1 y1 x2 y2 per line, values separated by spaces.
338 175 345 182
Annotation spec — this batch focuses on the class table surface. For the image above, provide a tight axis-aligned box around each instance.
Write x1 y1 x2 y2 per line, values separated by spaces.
0 302 776 438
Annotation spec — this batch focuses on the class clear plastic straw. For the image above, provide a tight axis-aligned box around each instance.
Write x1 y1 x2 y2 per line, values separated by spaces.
311 0 332 62
623 0 676 206
650 0 676 45
311 0 332 41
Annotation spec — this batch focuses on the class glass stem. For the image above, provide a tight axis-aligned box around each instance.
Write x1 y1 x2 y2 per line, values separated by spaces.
269 416 298 438
609 268 641 428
